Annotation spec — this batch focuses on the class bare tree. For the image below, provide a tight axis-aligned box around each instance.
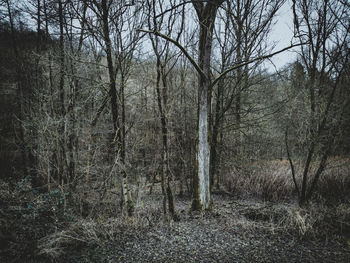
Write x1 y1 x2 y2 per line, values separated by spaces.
210 0 285 190
288 0 350 206
139 0 303 211
187 0 224 210
145 0 186 219
80 0 144 216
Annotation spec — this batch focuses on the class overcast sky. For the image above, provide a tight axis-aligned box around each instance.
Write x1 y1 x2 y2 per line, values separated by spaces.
268 1 298 71
3 0 298 72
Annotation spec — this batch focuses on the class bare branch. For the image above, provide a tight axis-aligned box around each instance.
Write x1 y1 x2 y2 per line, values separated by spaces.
210 42 308 89
137 28 206 80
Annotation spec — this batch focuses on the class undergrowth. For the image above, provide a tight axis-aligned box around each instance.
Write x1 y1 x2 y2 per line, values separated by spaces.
1 158 349 262
224 158 350 203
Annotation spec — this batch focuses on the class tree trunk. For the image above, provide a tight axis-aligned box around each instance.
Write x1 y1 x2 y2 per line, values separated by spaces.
100 0 133 215
191 1 223 210
120 73 134 216
154 58 176 219
43 0 54 191
210 81 222 191
58 0 66 186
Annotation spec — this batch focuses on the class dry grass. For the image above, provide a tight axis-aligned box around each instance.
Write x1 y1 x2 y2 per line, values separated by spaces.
2 158 350 262
225 198 350 243
316 158 350 203
276 202 350 240
37 215 152 259
37 192 169 260
35 192 350 262
224 158 350 203
225 160 295 201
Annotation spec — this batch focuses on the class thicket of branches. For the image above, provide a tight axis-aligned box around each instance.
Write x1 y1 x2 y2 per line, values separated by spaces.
0 0 349 260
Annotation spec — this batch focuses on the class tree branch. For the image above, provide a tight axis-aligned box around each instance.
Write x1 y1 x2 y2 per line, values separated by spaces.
210 42 308 89
285 128 300 198
155 1 193 19
137 28 206 80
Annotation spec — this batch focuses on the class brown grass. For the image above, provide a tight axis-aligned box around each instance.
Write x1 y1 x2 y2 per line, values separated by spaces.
37 215 152 259
224 158 350 203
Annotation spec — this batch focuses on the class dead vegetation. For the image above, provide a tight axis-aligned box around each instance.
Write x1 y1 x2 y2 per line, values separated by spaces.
1 159 350 262
224 158 350 203
35 196 350 263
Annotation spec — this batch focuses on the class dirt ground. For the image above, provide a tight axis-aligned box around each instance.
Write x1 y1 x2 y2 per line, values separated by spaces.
58 194 350 263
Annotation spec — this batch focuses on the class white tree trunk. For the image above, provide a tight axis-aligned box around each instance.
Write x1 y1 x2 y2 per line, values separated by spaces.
198 86 211 209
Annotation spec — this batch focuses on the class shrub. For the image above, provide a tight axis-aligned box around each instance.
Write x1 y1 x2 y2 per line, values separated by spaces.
223 158 350 203
223 160 295 202
0 178 75 262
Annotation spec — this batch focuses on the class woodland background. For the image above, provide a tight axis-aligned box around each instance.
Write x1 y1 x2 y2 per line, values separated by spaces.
0 0 350 262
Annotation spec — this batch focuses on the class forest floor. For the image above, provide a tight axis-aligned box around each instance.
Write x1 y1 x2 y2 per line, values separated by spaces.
56 193 350 263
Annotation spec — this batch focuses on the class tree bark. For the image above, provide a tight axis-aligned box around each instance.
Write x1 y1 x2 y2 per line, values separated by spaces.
58 0 67 186
191 0 224 211
101 0 121 156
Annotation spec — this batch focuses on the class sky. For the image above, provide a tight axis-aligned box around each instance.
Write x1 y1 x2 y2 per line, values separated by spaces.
268 1 298 71
140 1 299 72
1 0 298 72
